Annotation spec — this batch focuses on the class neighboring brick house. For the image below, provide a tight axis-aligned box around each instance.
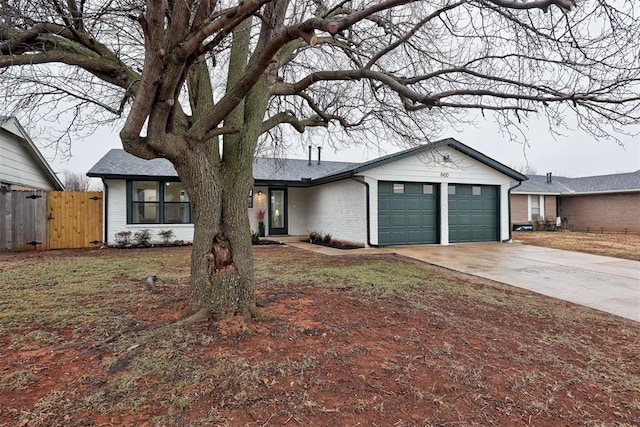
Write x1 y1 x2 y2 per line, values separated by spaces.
87 138 527 247
512 171 640 233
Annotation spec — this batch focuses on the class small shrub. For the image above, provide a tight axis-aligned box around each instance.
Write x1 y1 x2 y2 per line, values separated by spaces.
133 229 152 247
158 229 175 245
309 231 322 244
322 233 332 244
114 231 132 248
251 231 260 245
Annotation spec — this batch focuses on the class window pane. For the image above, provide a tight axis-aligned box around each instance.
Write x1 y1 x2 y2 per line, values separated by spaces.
164 203 191 223
248 189 253 208
530 196 541 218
422 184 433 195
165 182 188 202
270 190 285 228
531 196 540 208
472 186 481 196
393 183 404 194
132 202 159 223
448 185 456 195
133 181 158 202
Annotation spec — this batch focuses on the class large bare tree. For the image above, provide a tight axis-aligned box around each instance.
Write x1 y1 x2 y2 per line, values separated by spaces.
1 0 639 321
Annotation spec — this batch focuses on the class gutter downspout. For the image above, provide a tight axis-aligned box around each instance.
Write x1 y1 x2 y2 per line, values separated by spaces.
503 181 522 243
101 178 109 246
349 176 378 247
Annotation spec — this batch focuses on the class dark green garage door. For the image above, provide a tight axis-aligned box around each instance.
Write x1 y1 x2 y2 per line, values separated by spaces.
448 184 499 243
378 182 438 245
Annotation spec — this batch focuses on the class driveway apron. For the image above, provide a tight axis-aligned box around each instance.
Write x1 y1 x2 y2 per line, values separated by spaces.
390 243 640 322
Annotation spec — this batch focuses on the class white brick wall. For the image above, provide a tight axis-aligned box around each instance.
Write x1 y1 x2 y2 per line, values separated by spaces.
104 179 194 245
287 187 309 235
305 179 367 244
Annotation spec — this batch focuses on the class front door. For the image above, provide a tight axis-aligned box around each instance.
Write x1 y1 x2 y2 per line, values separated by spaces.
268 188 288 235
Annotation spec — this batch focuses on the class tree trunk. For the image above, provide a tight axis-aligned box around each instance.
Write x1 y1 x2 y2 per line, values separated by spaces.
173 143 256 321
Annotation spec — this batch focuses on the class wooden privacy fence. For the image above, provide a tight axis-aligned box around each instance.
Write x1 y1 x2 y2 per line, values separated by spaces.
48 191 103 249
0 190 103 252
0 189 48 251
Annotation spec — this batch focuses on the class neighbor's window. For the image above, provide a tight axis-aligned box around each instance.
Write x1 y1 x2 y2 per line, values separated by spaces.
422 184 433 195
393 183 405 194
129 180 192 224
472 186 482 196
248 189 253 208
530 195 541 220
448 185 456 195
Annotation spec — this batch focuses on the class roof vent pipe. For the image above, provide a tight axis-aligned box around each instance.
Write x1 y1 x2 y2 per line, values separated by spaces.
317 146 321 165
308 145 312 166
546 172 552 183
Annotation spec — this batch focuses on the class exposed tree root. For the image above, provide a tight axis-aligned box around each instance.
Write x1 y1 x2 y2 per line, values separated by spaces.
175 308 211 326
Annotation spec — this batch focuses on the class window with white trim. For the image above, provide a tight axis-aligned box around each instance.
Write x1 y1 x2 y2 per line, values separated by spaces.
529 195 541 220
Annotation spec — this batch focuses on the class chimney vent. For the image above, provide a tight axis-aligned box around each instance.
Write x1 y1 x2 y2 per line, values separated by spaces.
546 172 552 183
308 145 312 166
317 146 321 165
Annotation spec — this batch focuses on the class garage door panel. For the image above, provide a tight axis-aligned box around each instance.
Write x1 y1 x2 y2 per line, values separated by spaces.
391 230 407 243
448 184 499 243
406 198 422 210
405 183 422 194
378 214 391 227
407 214 422 226
378 181 439 246
392 199 406 210
422 214 436 226
379 198 392 210
379 182 393 194
392 214 408 227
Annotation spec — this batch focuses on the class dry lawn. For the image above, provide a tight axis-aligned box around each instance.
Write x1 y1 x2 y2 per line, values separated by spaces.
513 231 640 261
0 245 638 426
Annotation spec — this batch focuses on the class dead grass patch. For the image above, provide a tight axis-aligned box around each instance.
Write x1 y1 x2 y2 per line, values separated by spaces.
1 245 638 426
514 231 640 261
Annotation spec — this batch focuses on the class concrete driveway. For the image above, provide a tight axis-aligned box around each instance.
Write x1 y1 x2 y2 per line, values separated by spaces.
391 243 640 322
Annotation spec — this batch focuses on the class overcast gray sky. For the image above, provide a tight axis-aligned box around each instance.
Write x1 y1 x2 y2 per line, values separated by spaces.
42 116 639 181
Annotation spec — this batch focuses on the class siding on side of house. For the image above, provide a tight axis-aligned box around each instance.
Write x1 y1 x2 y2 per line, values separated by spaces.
361 146 513 186
0 131 57 191
559 193 640 233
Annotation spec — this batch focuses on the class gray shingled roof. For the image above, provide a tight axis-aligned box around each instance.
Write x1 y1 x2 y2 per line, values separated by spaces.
87 149 356 181
87 149 179 178
515 170 640 194
88 140 527 183
253 157 357 182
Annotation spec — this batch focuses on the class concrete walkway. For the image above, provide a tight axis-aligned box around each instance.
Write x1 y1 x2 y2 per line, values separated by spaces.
391 243 640 322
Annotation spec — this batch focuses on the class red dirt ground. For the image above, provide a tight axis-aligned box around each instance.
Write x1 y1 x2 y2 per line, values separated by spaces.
1 246 638 426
